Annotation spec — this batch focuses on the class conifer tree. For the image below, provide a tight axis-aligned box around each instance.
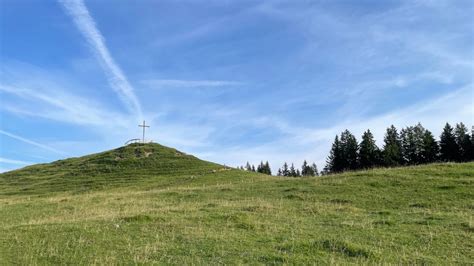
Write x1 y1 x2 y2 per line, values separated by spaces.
439 123 458 161
245 162 252 171
301 160 309 176
400 126 418 164
265 161 272 175
471 126 474 161
282 162 290 177
340 130 359 170
359 129 380 168
277 168 282 176
325 135 343 173
251 165 256 172
454 123 471 162
421 129 439 163
296 169 301 177
289 163 297 177
382 125 402 166
311 163 319 176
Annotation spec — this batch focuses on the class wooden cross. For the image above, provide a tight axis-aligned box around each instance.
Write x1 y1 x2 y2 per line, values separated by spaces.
138 120 150 143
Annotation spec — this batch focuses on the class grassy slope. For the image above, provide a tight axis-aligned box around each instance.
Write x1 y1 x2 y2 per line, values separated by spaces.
0 144 473 264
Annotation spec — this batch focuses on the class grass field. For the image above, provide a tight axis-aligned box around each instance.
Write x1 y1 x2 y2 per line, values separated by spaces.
1 143 473 264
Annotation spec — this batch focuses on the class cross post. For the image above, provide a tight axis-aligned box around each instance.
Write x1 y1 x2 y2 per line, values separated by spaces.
138 120 150 143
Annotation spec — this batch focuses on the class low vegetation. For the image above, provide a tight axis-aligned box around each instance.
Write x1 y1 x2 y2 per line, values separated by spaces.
1 143 473 264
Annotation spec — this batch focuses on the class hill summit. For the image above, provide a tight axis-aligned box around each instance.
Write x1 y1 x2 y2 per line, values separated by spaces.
0 143 222 195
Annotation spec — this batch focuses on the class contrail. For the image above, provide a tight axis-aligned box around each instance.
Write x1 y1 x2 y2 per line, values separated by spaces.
0 129 65 155
58 0 143 119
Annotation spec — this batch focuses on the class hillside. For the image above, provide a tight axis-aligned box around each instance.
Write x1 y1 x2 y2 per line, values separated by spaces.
0 143 222 195
0 145 473 264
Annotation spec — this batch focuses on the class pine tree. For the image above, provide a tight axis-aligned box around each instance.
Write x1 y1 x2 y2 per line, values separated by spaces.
311 163 319 176
400 126 418 165
296 169 301 177
289 163 297 177
471 126 474 161
325 135 343 173
301 160 309 176
359 129 380 169
439 123 458 161
263 161 271 175
245 162 252 171
454 123 471 162
340 130 359 170
382 125 402 166
251 165 256 172
282 162 289 177
277 168 282 176
421 129 439 163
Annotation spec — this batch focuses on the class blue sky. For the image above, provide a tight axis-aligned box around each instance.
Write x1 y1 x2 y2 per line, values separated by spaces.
0 0 473 173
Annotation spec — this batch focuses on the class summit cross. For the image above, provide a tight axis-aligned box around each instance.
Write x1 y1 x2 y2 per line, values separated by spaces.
138 120 150 143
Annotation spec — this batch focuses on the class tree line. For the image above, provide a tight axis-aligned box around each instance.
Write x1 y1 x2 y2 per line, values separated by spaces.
239 122 473 176
324 122 473 174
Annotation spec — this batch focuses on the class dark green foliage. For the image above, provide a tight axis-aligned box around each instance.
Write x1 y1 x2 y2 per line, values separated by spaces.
311 163 319 176
281 162 289 177
340 130 359 170
421 129 439 163
289 163 298 177
383 125 402 166
440 123 459 162
257 161 272 175
325 135 343 173
359 129 381 169
454 123 471 162
301 161 318 177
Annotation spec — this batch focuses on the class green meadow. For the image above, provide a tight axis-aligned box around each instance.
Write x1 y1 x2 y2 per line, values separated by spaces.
1 143 473 264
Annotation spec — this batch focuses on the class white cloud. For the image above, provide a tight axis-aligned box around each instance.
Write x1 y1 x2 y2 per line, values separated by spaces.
142 79 242 89
58 0 143 118
0 157 34 165
0 129 66 155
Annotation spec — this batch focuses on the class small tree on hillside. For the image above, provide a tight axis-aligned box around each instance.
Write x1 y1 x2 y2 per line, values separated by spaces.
439 123 458 161
454 123 471 162
289 163 297 177
325 135 343 173
340 130 359 170
282 162 290 177
359 129 380 169
311 163 319 176
421 129 439 163
383 125 402 166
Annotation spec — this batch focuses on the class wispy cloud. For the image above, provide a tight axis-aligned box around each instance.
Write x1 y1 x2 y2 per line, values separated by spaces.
142 79 242 89
0 157 34 165
0 84 129 127
0 129 65 155
58 0 143 118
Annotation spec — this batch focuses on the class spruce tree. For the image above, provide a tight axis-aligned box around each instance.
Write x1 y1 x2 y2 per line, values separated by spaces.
421 129 439 163
359 129 380 168
289 163 297 177
251 165 256 172
296 169 301 177
301 160 309 176
382 125 402 166
325 135 343 173
311 163 319 176
277 168 282 176
282 162 289 177
400 126 418 165
264 161 272 175
439 123 458 161
245 162 252 171
454 123 471 162
340 130 359 170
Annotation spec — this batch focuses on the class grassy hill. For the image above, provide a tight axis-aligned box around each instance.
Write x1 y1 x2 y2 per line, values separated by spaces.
1 143 473 264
